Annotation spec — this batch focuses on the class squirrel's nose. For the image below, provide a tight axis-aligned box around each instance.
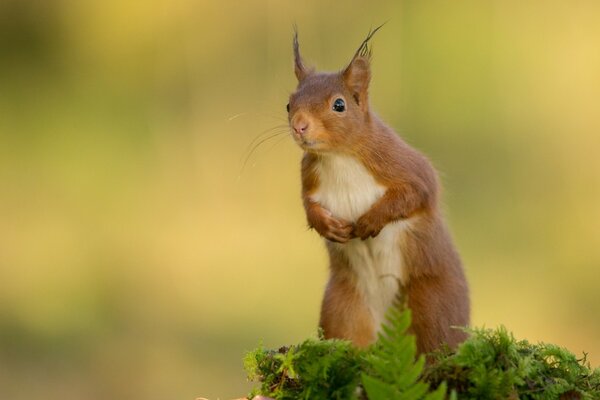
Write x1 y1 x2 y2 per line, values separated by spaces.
293 122 309 135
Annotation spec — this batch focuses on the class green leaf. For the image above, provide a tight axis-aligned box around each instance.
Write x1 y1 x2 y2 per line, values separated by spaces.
361 307 447 400
361 374 399 399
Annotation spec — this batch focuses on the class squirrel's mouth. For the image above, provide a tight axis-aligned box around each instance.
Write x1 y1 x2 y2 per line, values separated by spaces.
298 139 323 151
289 128 327 152
301 139 318 147
290 131 318 148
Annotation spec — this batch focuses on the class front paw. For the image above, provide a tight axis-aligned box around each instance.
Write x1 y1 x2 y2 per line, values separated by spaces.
309 208 354 243
353 215 384 240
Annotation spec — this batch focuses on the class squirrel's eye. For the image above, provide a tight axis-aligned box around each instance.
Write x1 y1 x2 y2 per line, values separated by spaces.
286 103 290 113
332 98 346 112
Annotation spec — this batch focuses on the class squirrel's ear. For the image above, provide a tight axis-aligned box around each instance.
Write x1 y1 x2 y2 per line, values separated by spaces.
343 57 371 109
293 29 308 82
343 24 384 110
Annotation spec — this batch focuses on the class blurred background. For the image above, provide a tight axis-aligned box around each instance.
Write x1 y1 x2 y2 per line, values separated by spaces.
1 0 599 399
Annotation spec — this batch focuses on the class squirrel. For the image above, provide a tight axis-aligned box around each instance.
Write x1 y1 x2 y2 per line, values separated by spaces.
286 27 470 354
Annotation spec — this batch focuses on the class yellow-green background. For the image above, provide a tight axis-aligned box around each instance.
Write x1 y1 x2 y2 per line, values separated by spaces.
1 1 599 399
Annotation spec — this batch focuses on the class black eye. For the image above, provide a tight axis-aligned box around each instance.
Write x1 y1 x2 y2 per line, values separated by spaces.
286 103 290 113
332 98 346 112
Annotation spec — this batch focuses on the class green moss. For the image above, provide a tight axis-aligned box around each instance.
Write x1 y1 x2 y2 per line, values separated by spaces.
244 310 600 400
244 337 363 400
424 327 600 399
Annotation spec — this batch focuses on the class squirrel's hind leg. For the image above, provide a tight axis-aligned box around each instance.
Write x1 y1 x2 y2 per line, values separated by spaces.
319 257 376 348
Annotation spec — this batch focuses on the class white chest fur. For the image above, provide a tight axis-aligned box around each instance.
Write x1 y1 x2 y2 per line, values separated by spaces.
312 154 385 222
311 154 408 331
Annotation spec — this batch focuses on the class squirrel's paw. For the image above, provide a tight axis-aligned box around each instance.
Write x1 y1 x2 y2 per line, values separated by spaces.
353 214 384 240
310 208 354 243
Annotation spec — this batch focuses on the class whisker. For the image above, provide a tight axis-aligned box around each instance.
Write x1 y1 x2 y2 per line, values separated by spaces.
239 130 289 176
228 112 248 121
243 124 289 157
264 132 291 154
244 131 288 161
259 112 288 123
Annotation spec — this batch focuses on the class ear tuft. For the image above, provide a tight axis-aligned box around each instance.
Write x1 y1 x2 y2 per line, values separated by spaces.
350 23 385 63
342 24 385 110
293 26 308 82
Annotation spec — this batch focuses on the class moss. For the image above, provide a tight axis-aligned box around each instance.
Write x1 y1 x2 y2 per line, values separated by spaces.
424 327 600 399
244 311 600 400
244 338 363 400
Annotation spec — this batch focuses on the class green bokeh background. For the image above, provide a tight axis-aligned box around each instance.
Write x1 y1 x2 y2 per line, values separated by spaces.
1 1 599 399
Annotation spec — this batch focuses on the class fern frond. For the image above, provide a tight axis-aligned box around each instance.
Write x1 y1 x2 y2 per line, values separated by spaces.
361 308 448 400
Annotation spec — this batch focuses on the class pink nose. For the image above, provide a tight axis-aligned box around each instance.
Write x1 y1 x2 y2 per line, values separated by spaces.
293 122 308 135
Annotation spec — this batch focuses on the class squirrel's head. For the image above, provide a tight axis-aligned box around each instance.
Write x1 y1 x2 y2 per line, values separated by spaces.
287 26 383 154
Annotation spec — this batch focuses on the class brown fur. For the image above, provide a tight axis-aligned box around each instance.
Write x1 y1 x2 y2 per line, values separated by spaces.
319 253 377 347
289 29 469 354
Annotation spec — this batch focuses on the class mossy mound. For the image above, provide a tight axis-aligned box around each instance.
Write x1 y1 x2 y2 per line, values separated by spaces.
423 326 600 399
244 310 600 400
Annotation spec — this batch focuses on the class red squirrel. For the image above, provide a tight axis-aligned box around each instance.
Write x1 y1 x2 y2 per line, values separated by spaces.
287 28 470 354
